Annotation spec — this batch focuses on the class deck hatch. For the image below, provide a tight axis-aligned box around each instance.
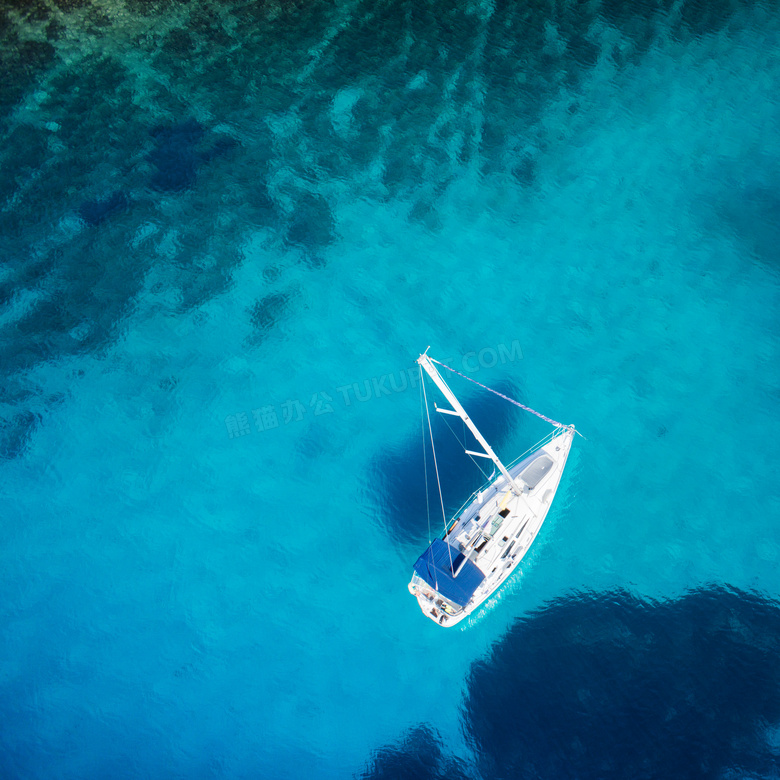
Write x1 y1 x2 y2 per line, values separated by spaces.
520 454 554 489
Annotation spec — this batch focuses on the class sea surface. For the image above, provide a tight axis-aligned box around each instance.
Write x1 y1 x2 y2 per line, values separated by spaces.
1 0 780 778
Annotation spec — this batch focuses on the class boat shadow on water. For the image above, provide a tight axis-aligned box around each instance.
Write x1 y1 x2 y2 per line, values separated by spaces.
368 378 527 548
359 586 780 779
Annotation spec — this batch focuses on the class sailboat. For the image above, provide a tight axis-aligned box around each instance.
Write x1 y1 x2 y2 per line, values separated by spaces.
408 349 575 627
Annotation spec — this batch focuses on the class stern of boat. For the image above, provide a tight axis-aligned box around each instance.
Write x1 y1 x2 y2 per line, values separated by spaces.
408 575 467 627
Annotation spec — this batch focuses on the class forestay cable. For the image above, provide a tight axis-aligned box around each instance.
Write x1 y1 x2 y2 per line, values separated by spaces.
430 357 583 437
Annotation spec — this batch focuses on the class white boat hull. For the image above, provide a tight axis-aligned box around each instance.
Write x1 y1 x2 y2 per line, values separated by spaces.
409 425 574 626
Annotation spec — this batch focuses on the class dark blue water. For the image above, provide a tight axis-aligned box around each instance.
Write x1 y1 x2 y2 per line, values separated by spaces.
363 588 780 779
1 0 779 777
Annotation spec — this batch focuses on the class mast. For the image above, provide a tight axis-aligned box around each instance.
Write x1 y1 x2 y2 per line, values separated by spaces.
418 350 522 497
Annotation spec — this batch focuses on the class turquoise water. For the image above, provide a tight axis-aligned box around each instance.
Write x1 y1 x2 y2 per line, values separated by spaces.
2 1 780 777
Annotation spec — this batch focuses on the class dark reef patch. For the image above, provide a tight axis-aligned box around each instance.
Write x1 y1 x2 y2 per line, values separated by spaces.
148 120 240 193
408 197 442 233
52 0 90 10
45 19 67 41
357 724 472 780
465 587 780 779
85 7 112 30
244 182 279 229
199 135 240 164
716 183 780 268
0 124 49 203
511 154 538 187
0 38 57 119
677 0 744 39
359 588 780 780
247 289 296 344
0 0 759 458
0 410 40 461
250 291 289 332
124 0 193 13
162 28 196 57
148 119 206 193
0 232 154 460
285 193 335 253
599 0 748 44
78 191 130 226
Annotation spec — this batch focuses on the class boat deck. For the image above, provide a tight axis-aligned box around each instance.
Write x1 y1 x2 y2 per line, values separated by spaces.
411 425 574 626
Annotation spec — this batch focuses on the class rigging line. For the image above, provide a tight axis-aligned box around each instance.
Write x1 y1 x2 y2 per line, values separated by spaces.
421 366 454 575
439 407 491 481
420 366 432 545
430 357 582 435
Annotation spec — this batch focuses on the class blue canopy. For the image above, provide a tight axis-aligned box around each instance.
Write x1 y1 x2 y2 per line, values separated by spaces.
413 539 486 607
